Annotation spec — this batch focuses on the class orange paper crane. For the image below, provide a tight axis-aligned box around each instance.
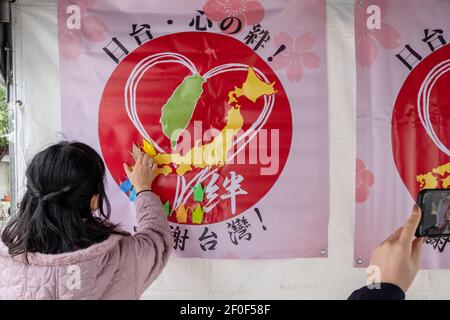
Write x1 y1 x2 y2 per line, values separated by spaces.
176 203 188 224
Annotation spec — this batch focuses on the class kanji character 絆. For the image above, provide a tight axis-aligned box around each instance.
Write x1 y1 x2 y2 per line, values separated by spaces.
221 171 248 215
244 24 271 51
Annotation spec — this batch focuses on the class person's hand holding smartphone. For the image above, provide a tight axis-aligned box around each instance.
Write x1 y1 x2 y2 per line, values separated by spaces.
369 206 425 293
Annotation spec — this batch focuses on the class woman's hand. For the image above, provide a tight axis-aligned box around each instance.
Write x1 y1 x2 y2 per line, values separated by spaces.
369 205 425 293
123 151 157 193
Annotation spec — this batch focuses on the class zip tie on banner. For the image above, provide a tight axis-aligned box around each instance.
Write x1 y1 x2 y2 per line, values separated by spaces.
15 100 23 108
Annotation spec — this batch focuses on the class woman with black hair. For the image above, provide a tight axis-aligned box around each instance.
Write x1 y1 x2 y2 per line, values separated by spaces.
0 141 172 299
0 141 425 300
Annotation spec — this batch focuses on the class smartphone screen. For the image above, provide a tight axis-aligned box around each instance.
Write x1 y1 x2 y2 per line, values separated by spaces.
417 189 450 238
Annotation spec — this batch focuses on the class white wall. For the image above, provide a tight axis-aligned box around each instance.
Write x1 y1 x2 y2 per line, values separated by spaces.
11 0 450 299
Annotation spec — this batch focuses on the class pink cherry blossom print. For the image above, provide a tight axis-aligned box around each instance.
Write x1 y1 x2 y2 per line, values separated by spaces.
356 159 375 203
203 0 265 31
59 0 109 61
355 0 401 67
271 32 320 82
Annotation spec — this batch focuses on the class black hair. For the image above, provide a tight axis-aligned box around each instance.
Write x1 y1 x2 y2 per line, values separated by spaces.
1 141 128 257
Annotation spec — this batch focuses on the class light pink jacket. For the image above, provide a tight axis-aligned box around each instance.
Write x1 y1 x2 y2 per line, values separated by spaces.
0 191 173 300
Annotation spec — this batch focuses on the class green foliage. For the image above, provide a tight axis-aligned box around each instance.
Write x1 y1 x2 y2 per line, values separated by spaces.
0 86 8 150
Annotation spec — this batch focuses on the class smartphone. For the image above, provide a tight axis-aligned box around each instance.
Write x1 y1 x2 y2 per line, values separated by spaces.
416 189 450 238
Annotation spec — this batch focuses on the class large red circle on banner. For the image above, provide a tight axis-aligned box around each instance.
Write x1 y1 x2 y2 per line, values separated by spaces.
98 32 292 225
392 44 450 198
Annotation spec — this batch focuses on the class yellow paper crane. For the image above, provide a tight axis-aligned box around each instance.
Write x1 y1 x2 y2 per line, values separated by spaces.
143 139 156 157
140 140 171 176
192 204 204 225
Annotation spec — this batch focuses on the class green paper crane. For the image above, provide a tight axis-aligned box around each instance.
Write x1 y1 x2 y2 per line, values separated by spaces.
193 183 205 202
192 204 204 225
163 201 171 218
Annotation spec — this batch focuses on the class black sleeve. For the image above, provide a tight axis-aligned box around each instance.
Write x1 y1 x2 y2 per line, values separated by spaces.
348 283 405 300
